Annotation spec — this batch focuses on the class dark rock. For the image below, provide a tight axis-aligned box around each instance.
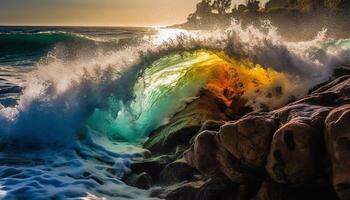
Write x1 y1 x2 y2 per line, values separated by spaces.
185 114 277 183
217 114 276 168
124 172 152 190
266 119 323 183
150 181 205 200
297 75 350 107
144 75 350 200
189 120 225 149
165 183 199 200
271 103 331 128
195 180 239 200
130 155 172 180
334 65 350 78
198 120 226 134
254 179 337 200
216 144 252 183
153 180 239 200
325 105 350 200
160 161 199 185
184 131 227 180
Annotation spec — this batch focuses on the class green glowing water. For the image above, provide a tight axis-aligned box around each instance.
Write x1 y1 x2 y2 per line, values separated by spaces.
87 50 223 142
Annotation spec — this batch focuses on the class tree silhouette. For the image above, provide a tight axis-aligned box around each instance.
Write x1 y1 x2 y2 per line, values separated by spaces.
246 0 260 12
212 0 232 15
196 0 213 19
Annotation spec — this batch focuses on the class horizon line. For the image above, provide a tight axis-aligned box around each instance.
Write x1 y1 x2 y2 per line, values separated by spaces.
0 24 175 28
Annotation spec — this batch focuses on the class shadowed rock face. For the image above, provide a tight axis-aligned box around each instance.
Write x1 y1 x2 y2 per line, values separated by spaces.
266 119 322 183
183 75 350 200
325 105 350 199
218 115 276 168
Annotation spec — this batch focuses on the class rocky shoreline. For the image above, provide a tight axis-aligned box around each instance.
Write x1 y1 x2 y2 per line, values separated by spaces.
124 67 350 200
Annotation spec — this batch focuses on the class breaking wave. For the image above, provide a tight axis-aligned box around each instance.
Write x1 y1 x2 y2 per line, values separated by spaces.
0 21 350 198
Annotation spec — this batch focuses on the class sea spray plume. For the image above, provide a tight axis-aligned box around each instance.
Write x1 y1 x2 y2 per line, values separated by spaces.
0 45 148 150
1 24 350 149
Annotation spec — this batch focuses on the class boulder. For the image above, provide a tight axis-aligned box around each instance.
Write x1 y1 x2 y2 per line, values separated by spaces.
266 119 323 183
325 104 350 199
216 144 250 183
184 131 227 180
217 114 277 168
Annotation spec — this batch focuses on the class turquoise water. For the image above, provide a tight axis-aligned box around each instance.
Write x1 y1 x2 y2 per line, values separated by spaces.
0 25 350 199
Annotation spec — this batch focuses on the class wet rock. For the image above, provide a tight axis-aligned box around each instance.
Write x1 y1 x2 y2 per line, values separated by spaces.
143 75 350 200
185 114 277 183
271 103 331 129
198 120 226 134
160 161 199 185
124 172 152 190
217 114 276 168
297 75 350 107
216 144 251 183
130 155 172 180
188 120 225 149
184 131 227 180
334 65 350 78
325 105 350 199
266 119 323 183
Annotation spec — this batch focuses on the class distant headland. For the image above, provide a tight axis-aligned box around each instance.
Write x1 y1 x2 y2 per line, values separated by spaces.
171 0 350 40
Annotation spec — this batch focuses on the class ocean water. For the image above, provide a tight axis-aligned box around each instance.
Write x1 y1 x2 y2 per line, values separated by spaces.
0 23 350 199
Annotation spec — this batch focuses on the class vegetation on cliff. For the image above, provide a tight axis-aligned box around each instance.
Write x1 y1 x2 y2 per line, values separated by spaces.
175 0 350 39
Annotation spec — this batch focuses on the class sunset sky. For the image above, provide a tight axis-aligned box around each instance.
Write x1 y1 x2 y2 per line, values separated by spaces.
0 0 268 26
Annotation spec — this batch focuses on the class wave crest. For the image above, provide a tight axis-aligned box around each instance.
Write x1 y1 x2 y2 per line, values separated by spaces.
1 21 350 150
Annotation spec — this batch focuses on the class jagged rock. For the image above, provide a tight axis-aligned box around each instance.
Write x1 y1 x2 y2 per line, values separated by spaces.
271 103 331 128
129 155 172 181
217 114 276 168
297 75 350 107
124 172 152 190
184 114 277 183
160 161 199 185
266 119 323 183
184 131 227 180
334 65 350 78
215 144 248 183
142 76 350 200
325 104 350 200
144 92 228 155
198 120 226 134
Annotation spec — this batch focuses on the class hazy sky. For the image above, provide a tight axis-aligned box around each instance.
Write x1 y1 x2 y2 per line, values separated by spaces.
0 0 268 26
